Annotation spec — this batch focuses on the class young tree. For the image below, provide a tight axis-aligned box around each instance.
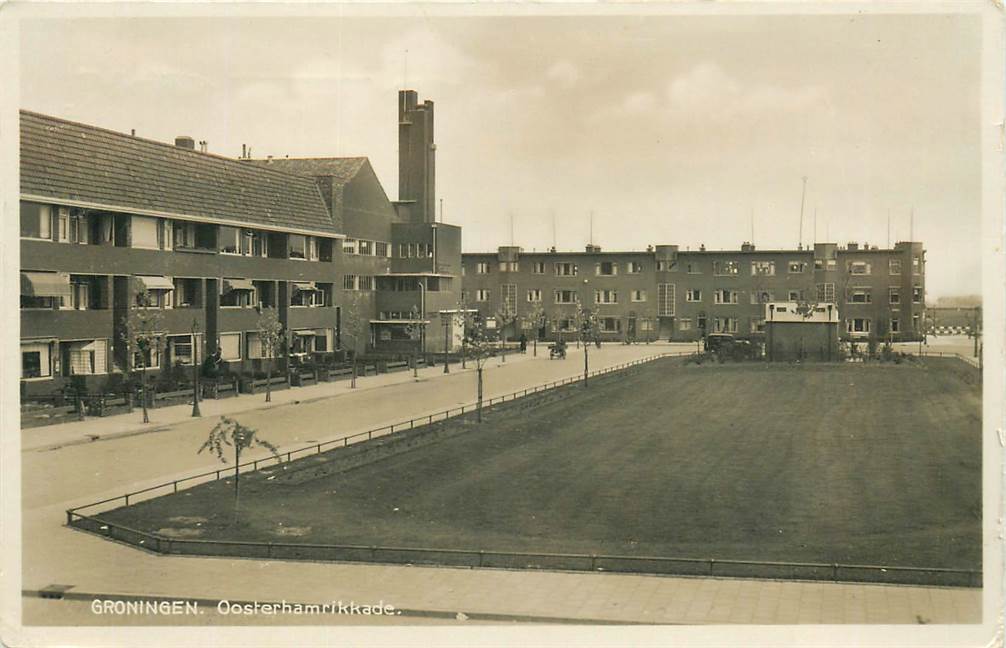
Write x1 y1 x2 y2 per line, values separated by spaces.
404 305 423 377
495 300 518 363
526 302 547 357
455 306 493 422
256 307 284 402
122 279 165 424
198 416 280 523
573 302 599 387
455 293 474 369
340 294 367 388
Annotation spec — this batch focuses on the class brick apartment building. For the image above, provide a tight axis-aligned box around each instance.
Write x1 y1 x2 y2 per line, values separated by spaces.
460 241 926 344
19 90 460 396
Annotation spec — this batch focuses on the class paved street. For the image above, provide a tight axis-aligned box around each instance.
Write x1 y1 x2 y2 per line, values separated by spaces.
19 342 983 626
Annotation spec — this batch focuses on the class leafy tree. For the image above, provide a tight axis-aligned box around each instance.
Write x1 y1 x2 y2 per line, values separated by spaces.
526 302 547 356
455 305 494 422
256 307 284 402
340 294 367 388
122 279 165 423
404 305 423 377
573 302 599 387
198 416 280 523
495 300 518 363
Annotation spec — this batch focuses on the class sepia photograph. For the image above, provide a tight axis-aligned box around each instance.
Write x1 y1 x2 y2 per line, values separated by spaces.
0 2 1002 646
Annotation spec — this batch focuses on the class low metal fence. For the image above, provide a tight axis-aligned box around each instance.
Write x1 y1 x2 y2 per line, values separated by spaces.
917 350 981 368
67 510 981 587
66 352 685 520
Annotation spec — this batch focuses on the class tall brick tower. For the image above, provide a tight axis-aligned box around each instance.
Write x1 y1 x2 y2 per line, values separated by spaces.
398 90 436 223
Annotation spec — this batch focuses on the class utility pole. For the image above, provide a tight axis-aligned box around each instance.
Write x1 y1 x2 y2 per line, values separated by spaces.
191 318 201 417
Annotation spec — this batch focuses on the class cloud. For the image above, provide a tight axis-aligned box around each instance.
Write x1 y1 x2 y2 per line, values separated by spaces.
546 60 581 88
667 62 827 119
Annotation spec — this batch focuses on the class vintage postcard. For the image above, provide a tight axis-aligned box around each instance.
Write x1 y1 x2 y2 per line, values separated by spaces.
0 2 1002 646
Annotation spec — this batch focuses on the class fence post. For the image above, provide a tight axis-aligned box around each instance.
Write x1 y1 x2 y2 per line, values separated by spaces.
590 554 597 571
478 551 484 567
173 481 178 494
317 444 322 454
832 563 838 581
369 430 373 440
66 510 73 526
709 559 715 576
124 494 130 506
215 469 220 479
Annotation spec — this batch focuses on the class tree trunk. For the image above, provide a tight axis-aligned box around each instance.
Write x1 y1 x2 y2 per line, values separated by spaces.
351 360 357 388
233 444 241 525
477 366 483 423
265 356 272 402
583 345 589 388
533 336 537 357
140 355 150 423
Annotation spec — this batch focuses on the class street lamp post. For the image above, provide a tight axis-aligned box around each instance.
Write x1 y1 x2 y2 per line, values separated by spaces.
442 312 451 374
191 317 201 417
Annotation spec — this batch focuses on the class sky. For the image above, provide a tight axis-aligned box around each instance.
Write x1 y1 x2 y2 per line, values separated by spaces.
19 12 982 299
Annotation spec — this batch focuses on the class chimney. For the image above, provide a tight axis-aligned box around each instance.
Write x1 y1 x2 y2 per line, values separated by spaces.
198 140 208 153
398 90 436 223
847 242 859 251
174 136 195 150
585 244 602 253
741 241 755 252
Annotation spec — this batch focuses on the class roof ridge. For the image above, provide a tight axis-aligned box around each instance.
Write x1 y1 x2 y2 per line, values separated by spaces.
19 109 331 184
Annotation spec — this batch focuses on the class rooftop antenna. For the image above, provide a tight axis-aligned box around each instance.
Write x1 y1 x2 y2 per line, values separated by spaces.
813 206 818 243
551 209 557 251
887 209 891 248
750 207 755 244
589 210 594 245
509 210 515 246
910 206 915 242
403 49 409 89
798 176 807 249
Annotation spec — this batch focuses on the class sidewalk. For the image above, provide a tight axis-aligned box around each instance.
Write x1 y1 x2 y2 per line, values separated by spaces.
22 351 543 452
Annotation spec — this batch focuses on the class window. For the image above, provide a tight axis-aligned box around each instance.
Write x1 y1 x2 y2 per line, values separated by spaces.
308 237 319 261
555 262 578 277
599 318 621 333
686 262 701 274
750 290 774 305
913 314 920 331
848 261 871 275
712 260 739 276
815 258 837 271
169 335 194 365
135 288 172 309
21 295 58 309
220 283 254 308
375 241 389 257
172 278 200 307
21 342 51 379
68 280 91 310
890 259 902 275
132 338 162 370
500 262 519 272
219 333 242 361
889 287 901 305
289 234 308 260
787 290 804 301
358 276 374 291
476 262 490 274
595 261 618 276
594 290 618 304
713 289 738 304
67 339 107 375
358 240 373 256
751 260 775 276
912 256 922 274
627 261 644 274
20 203 52 239
685 289 702 303
343 239 357 254
131 216 160 249
697 315 707 331
816 283 836 303
57 207 69 242
891 318 900 333
555 290 578 304
343 275 358 290
751 318 766 333
292 285 323 307
679 318 692 331
714 317 738 333
847 318 871 335
656 260 677 272
631 290 647 302
398 243 407 258
788 261 807 273
475 289 491 302
219 226 241 254
913 285 923 303
532 262 546 274
499 284 518 313
527 289 542 303
848 288 872 304
658 284 675 316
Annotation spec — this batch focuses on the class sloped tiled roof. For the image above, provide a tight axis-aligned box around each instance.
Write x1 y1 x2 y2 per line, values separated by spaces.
245 157 368 183
20 110 340 235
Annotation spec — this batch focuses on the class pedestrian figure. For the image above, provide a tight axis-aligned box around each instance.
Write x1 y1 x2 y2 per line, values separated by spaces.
519 333 528 354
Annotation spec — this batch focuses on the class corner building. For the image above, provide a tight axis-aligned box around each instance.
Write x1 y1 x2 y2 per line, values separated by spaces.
19 90 460 396
460 241 925 344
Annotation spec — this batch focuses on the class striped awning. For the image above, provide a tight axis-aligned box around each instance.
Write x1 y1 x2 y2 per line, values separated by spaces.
292 281 317 292
135 275 174 291
223 278 255 292
20 271 71 298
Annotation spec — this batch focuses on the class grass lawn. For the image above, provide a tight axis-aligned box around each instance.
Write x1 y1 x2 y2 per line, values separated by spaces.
101 359 981 570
